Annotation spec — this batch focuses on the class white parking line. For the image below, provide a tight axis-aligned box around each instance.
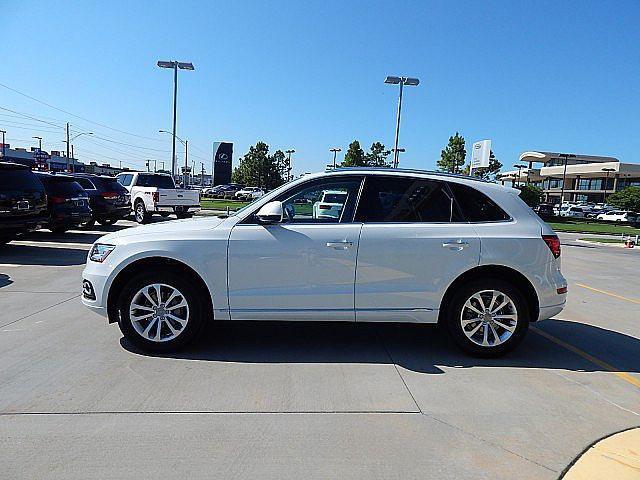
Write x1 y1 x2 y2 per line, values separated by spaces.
9 240 90 249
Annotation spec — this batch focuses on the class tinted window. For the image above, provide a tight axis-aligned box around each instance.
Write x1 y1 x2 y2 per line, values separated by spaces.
448 182 510 222
0 170 44 191
95 178 127 192
355 176 461 223
75 177 96 189
135 174 175 189
267 176 363 223
117 174 133 186
39 177 86 196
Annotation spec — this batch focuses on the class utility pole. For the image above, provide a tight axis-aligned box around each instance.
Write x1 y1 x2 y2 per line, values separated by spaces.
145 160 150 172
154 159 157 172
285 149 295 181
330 147 341 169
66 122 70 172
201 162 205 187
184 140 189 188
558 153 575 204
0 130 6 159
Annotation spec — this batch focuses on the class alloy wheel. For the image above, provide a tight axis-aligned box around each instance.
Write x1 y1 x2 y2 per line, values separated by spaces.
129 283 190 342
460 289 518 347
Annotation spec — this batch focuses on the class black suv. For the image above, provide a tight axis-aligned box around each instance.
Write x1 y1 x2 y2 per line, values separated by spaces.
72 174 131 227
35 173 92 234
0 162 48 244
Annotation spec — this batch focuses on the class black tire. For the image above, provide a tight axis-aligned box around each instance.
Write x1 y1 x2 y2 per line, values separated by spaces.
117 270 206 352
444 278 530 357
97 217 117 226
159 212 171 218
80 219 96 230
50 226 68 234
176 212 193 219
0 235 15 245
134 200 150 224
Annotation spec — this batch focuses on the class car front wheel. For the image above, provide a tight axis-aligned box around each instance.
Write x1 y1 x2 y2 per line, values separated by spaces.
134 201 149 224
117 271 204 352
445 279 529 357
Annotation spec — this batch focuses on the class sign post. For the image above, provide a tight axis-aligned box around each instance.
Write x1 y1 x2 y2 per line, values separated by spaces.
470 139 491 176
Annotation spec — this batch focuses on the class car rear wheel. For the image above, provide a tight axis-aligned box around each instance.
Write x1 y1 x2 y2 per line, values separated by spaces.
134 201 150 224
97 217 117 226
445 279 529 357
117 271 205 352
50 226 68 234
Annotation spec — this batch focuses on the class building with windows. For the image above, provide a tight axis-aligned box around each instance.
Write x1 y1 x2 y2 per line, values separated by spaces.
0 145 85 172
498 151 640 203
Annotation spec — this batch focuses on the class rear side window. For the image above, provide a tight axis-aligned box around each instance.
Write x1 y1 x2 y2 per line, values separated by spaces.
0 170 44 191
136 174 175 189
354 176 463 223
448 182 510 222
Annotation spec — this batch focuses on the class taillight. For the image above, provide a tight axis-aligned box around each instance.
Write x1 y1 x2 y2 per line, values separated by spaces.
543 234 561 258
50 196 67 204
101 191 119 200
152 192 159 203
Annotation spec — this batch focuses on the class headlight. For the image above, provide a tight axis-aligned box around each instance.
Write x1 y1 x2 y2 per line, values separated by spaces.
89 243 116 263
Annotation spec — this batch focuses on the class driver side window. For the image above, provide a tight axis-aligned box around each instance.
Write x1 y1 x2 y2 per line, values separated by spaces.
271 176 363 224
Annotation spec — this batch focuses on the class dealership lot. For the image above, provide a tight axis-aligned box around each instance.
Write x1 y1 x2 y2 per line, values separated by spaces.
0 222 638 479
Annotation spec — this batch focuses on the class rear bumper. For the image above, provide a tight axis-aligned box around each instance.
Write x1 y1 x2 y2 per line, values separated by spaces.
0 215 48 235
155 205 201 214
91 204 131 218
538 301 566 321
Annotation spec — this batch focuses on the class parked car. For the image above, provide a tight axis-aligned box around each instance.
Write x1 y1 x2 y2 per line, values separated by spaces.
82 168 567 358
0 162 48 244
115 172 200 223
559 205 590 218
35 173 92 234
534 203 556 218
210 184 244 199
312 190 348 219
235 187 265 200
596 210 637 223
72 174 131 227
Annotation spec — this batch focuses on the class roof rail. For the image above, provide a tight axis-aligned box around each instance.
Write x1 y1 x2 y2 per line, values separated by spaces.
327 166 492 182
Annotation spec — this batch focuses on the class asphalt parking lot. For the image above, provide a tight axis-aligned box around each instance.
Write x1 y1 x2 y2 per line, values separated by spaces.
0 220 638 480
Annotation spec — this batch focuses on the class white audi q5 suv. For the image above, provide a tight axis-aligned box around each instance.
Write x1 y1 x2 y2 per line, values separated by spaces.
82 168 567 357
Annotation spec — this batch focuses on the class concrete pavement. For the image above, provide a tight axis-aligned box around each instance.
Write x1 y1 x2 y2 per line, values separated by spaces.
0 222 638 479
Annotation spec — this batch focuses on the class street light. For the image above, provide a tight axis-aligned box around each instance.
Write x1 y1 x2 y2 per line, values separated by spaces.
32 136 43 150
513 164 527 187
63 131 93 172
159 130 188 187
602 167 616 204
558 153 576 205
329 147 341 168
285 149 295 181
392 148 406 166
384 75 420 168
157 60 195 179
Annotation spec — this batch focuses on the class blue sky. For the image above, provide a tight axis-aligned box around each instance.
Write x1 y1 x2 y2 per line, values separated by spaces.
2 0 639 174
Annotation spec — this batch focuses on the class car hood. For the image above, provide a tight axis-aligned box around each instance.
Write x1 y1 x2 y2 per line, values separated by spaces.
98 216 227 244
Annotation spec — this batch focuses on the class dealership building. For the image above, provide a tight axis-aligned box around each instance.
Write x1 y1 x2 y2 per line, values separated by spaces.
498 151 640 204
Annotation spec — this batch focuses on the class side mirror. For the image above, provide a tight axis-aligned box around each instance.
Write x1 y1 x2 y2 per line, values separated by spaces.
256 201 284 224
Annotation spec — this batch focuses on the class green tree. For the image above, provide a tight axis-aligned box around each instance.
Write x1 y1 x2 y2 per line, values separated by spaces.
232 141 286 190
364 142 391 167
462 150 503 180
340 140 366 167
438 132 466 174
607 186 640 211
518 185 543 207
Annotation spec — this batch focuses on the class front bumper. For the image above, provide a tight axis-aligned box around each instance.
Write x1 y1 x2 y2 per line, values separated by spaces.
81 264 110 318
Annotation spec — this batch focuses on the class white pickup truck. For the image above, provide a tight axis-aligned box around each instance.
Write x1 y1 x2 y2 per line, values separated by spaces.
116 172 200 224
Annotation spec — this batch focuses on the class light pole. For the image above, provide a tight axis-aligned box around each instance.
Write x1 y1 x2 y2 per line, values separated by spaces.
329 147 341 169
32 136 43 150
157 60 195 179
392 148 406 166
159 130 188 187
513 164 527 187
0 129 6 159
63 131 93 172
558 153 575 204
602 167 615 204
384 76 419 168
285 149 295 181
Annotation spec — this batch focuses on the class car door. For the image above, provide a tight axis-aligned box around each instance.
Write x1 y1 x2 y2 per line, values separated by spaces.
354 175 480 323
227 175 364 321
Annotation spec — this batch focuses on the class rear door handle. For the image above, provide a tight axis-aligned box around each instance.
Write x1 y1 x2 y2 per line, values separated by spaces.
326 241 353 250
442 240 470 250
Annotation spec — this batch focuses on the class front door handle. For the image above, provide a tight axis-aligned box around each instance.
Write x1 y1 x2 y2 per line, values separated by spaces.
442 240 470 250
326 241 353 250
